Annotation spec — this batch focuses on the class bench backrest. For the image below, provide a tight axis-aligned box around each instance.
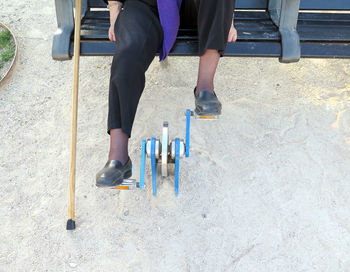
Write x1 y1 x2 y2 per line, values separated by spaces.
88 0 350 10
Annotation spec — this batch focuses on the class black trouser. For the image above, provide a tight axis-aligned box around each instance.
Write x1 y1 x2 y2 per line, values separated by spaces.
108 0 235 137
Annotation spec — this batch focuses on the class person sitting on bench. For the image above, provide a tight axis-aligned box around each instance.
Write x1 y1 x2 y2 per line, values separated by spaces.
96 0 237 187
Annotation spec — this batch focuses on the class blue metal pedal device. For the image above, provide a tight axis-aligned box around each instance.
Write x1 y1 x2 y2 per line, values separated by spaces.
114 109 191 196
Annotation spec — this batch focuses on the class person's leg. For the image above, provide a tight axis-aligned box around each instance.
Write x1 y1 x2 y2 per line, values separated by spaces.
194 0 235 95
196 50 220 95
107 60 129 164
108 1 162 162
108 129 128 163
97 1 163 187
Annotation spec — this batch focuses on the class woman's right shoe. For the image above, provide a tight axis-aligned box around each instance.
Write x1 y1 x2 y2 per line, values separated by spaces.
96 157 133 188
194 88 222 116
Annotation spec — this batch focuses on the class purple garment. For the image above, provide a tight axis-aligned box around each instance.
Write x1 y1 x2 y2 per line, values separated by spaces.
157 0 182 61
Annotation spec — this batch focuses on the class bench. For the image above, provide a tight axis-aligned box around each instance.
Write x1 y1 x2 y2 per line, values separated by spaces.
52 0 350 63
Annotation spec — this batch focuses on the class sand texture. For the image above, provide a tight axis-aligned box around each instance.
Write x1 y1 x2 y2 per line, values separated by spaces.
1 1 350 271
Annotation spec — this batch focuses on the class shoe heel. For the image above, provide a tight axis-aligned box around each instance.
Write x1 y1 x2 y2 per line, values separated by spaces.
124 169 132 179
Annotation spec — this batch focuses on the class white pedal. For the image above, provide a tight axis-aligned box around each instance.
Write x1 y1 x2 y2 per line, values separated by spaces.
113 179 139 190
191 110 220 120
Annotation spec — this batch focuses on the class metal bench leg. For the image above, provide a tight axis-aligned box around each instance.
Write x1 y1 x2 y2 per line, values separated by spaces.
268 0 282 26
74 0 88 18
52 0 74 60
52 0 87 61
269 0 301 63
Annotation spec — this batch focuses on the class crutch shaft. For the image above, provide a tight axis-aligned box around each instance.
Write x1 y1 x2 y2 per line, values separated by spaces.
67 0 82 229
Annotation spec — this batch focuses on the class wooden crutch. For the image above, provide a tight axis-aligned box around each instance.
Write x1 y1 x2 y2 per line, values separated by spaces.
66 0 82 230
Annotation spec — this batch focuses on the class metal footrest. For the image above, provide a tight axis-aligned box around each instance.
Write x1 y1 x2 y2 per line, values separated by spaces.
189 110 220 120
113 179 139 190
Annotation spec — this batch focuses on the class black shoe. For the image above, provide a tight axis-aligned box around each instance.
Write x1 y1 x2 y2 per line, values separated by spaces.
194 88 222 116
96 157 132 188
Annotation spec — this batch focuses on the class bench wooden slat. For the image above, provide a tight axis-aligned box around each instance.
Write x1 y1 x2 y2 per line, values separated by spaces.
88 0 350 10
71 39 350 59
299 0 350 10
72 40 282 56
80 11 280 41
82 10 271 20
79 10 350 43
298 12 350 22
301 42 350 57
88 0 270 9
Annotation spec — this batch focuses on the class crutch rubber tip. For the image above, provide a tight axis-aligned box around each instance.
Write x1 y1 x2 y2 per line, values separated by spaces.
66 219 76 230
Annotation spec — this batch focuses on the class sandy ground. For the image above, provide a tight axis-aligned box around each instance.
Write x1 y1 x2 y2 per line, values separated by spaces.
1 1 350 271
